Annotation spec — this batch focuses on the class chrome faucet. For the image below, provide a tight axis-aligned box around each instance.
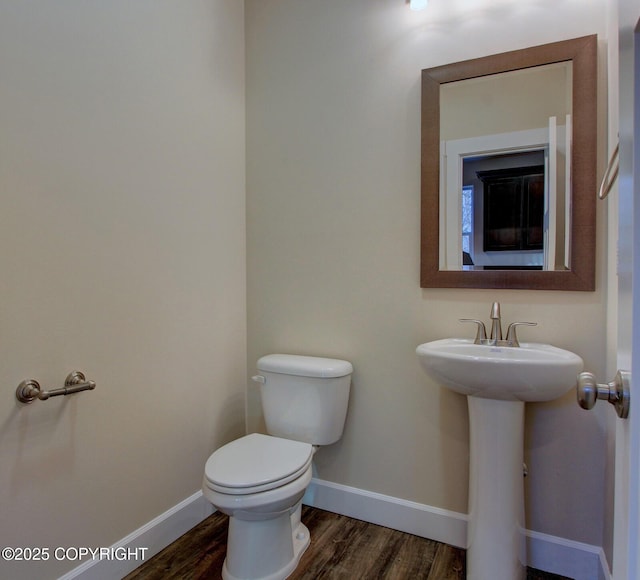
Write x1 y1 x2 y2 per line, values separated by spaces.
460 302 537 347
489 301 502 343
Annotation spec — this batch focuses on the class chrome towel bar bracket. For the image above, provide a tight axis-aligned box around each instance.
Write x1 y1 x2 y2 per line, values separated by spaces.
16 371 96 404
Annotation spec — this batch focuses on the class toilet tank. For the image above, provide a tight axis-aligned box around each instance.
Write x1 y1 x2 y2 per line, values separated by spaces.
255 354 353 446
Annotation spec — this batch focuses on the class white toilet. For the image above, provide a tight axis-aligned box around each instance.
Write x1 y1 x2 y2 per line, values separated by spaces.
202 353 353 580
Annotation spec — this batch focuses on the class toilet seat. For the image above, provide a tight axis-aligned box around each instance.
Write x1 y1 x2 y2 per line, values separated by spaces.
204 433 313 495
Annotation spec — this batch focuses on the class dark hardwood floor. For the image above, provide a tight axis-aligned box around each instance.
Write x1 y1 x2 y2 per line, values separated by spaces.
124 506 571 579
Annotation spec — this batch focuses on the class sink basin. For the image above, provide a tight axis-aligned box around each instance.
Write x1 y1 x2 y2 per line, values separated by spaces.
416 338 584 402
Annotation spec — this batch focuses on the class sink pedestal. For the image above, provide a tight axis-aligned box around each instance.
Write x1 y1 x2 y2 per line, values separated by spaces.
416 337 584 579
467 396 526 580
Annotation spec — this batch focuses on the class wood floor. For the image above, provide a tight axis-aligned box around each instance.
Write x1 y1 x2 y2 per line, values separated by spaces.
124 506 571 580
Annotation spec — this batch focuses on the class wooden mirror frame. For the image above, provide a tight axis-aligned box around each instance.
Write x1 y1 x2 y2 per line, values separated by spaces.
420 35 597 291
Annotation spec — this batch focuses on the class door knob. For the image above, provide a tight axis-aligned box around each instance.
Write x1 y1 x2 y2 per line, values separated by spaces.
576 370 630 419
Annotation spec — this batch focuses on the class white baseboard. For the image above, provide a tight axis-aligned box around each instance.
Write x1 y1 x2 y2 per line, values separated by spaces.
526 529 612 580
302 477 468 548
59 479 611 580
303 477 611 580
58 491 214 580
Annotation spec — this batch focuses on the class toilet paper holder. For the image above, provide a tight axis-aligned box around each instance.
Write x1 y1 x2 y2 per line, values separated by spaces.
16 371 96 404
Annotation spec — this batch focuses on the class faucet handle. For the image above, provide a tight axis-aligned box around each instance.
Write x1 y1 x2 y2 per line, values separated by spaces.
459 319 487 344
505 322 537 347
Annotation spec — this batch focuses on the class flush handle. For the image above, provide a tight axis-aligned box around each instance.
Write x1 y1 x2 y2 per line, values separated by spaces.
577 370 630 419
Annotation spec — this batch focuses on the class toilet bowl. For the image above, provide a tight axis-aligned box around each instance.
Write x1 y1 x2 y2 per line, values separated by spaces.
203 433 315 580
203 354 353 580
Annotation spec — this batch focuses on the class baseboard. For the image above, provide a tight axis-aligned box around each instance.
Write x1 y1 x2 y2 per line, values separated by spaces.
526 529 612 580
303 477 611 580
59 479 611 580
302 477 468 549
58 491 214 580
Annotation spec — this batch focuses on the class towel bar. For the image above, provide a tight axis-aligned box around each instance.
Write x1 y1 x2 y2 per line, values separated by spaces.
16 371 96 404
598 142 619 200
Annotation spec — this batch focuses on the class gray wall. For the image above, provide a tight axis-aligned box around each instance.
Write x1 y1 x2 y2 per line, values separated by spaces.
0 2 246 578
246 0 610 547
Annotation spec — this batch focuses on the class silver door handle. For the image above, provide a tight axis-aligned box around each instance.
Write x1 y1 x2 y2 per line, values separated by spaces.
576 370 630 419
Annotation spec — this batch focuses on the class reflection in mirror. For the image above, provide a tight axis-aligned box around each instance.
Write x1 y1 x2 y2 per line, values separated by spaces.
463 154 546 270
439 63 572 272
421 36 597 290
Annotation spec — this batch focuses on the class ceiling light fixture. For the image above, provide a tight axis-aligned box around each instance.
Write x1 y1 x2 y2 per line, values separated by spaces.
409 0 428 11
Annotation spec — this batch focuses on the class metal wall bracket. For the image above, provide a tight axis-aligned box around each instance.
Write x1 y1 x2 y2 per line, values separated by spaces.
16 371 96 404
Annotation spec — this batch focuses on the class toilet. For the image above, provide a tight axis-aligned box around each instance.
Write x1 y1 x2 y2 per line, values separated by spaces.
202 353 353 580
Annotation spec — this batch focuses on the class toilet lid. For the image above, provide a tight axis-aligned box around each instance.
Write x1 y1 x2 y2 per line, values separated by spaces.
204 433 313 495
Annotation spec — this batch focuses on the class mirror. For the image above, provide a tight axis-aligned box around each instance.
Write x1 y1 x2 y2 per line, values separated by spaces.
421 36 597 290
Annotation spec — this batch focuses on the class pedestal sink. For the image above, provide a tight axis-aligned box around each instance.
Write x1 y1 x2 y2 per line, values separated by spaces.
416 338 583 580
